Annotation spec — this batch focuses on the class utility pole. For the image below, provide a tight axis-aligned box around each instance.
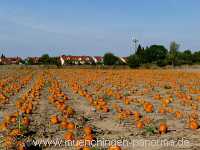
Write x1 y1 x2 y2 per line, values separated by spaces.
132 38 139 54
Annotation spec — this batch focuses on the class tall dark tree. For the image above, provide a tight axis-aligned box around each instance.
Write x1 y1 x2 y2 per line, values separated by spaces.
135 44 145 63
135 44 144 56
1 54 5 59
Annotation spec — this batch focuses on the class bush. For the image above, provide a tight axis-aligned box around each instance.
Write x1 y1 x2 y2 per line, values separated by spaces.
127 54 140 68
103 53 118 65
156 59 169 67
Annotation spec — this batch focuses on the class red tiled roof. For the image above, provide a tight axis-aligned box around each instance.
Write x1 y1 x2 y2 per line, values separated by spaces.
93 56 103 62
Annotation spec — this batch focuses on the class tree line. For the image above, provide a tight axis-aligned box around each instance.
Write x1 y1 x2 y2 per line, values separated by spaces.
103 41 200 68
26 54 61 66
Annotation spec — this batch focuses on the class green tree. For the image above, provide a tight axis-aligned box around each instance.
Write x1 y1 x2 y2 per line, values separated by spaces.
49 57 62 66
103 53 118 65
181 50 193 64
169 41 180 67
27 58 34 65
144 45 168 63
127 54 140 68
39 54 50 64
192 51 200 63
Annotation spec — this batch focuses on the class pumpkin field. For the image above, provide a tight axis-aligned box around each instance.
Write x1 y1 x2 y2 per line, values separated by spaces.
0 67 200 150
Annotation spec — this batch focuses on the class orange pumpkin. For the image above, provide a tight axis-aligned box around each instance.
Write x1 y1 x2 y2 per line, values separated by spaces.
159 123 168 134
102 107 109 112
144 102 154 113
167 108 173 113
108 145 121 150
84 126 93 135
189 120 199 130
136 121 144 129
50 115 59 124
64 131 74 141
67 122 75 130
10 116 17 124
84 134 94 143
133 111 141 121
158 108 165 114
60 120 68 129
83 147 91 150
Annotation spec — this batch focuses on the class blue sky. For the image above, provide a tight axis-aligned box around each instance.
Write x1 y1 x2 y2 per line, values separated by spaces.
0 0 200 57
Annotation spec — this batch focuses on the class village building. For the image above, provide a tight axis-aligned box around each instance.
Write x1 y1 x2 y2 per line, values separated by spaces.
0 55 22 65
60 55 103 65
25 57 40 64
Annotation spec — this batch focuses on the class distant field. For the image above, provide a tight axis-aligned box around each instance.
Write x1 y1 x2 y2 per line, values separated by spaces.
0 67 200 150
